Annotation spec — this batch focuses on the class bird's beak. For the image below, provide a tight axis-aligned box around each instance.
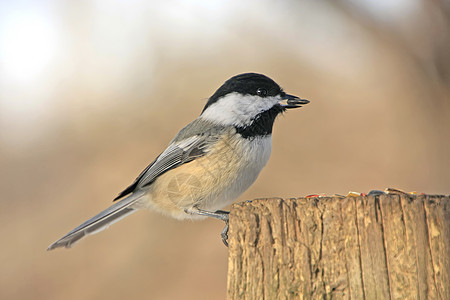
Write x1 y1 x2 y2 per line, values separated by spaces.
278 94 310 109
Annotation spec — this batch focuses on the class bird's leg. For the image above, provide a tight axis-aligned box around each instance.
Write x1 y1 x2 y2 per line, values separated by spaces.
215 210 230 247
185 207 230 246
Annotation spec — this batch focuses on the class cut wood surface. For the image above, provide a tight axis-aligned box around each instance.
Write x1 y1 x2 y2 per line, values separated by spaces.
227 195 449 299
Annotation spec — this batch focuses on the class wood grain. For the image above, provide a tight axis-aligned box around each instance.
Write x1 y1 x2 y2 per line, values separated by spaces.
227 195 450 299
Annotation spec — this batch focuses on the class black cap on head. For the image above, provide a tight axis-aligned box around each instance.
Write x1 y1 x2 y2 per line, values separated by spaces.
202 73 283 113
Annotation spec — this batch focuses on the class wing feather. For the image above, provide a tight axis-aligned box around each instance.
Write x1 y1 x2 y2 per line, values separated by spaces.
113 135 212 200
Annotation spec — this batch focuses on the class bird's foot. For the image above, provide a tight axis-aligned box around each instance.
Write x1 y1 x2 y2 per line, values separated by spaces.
185 207 230 246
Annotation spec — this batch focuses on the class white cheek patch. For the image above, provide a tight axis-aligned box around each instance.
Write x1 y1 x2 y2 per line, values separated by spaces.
201 92 280 126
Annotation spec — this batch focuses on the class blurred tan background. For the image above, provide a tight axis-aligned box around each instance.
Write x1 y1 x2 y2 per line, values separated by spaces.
1 0 449 299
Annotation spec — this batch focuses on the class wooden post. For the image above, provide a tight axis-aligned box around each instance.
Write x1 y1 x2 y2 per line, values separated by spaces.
227 195 449 299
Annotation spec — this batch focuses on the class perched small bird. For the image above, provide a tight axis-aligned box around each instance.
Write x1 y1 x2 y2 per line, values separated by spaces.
48 73 309 250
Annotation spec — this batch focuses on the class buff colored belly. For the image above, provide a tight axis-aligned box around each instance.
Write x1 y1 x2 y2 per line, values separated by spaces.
143 134 272 219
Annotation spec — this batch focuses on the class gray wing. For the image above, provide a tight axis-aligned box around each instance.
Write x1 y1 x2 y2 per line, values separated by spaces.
48 120 225 250
48 135 210 249
114 134 215 200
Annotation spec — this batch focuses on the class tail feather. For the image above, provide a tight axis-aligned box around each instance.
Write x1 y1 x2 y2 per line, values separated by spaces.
47 192 145 250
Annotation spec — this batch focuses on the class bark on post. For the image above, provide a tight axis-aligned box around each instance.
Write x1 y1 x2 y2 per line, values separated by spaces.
227 195 449 299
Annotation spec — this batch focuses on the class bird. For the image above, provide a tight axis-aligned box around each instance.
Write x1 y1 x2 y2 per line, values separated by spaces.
47 73 310 250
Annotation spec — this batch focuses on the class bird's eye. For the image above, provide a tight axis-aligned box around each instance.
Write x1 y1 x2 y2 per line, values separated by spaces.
257 88 268 97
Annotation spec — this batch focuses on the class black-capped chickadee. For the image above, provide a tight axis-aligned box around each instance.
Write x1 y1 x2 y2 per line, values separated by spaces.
48 73 309 250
